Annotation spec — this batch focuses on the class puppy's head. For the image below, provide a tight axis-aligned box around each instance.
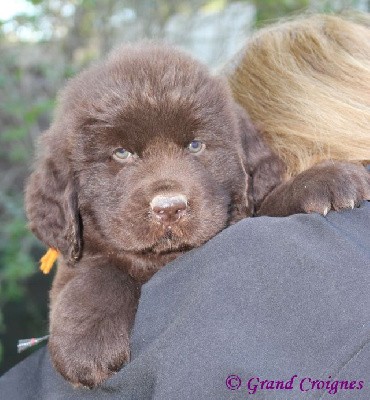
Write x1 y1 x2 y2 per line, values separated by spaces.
25 43 274 276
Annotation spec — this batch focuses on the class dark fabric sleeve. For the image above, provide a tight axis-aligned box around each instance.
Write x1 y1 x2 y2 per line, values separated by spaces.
1 202 369 399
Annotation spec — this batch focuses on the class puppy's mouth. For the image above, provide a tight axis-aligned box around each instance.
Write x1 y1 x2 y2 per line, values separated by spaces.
162 227 174 240
149 226 187 253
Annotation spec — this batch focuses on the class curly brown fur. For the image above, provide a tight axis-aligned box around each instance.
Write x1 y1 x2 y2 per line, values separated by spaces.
25 42 283 387
25 41 370 388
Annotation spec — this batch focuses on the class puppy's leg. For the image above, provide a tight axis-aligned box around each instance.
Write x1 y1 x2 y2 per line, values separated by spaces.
48 264 140 388
257 161 370 217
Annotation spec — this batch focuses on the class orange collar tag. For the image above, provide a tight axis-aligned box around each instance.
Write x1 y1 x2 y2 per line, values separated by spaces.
40 248 59 274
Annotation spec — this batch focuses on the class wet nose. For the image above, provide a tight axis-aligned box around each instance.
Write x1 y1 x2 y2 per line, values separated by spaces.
150 194 188 225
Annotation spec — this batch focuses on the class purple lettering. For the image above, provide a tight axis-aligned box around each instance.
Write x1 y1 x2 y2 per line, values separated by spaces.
275 381 284 389
340 381 349 389
316 380 325 390
328 380 339 395
285 374 297 390
300 377 311 392
247 377 259 395
325 376 332 389
265 380 275 390
311 380 319 389
260 379 268 389
349 380 357 389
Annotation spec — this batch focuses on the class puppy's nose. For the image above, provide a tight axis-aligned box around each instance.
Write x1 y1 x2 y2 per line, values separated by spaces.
150 194 188 225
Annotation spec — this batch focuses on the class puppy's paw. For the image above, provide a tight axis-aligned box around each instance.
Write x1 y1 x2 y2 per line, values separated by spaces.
259 161 370 217
295 162 370 215
49 331 130 388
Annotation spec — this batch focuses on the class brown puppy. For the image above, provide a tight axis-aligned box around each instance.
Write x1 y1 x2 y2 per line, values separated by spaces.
25 43 370 388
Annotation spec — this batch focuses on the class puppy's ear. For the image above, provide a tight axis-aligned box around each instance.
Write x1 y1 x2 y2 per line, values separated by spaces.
25 130 82 265
235 104 285 215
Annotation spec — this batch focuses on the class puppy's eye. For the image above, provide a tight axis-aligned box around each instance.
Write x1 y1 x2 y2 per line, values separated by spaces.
113 148 133 161
187 140 205 154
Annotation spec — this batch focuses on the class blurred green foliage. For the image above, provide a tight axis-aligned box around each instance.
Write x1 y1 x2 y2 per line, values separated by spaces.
0 0 366 375
251 0 367 24
252 0 309 23
0 45 57 373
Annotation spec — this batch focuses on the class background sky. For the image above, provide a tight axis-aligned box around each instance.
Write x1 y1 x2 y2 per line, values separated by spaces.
0 1 36 20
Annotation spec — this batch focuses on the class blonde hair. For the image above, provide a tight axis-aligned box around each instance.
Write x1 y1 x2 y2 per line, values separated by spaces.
226 13 370 177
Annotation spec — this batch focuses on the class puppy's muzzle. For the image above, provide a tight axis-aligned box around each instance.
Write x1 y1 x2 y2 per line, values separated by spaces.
150 194 188 225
